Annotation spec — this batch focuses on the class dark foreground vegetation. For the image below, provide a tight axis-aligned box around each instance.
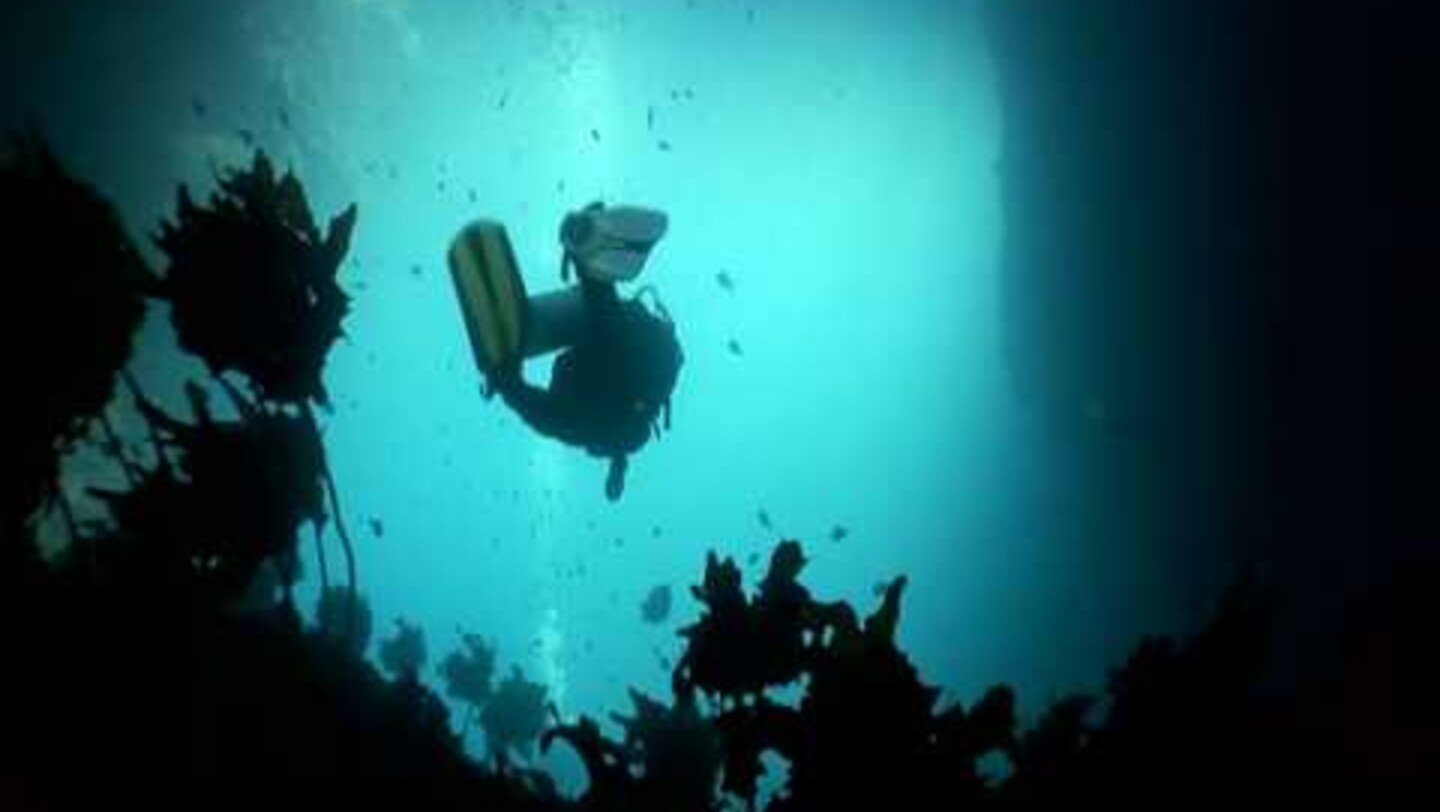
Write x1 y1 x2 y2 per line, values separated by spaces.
2 0 1431 784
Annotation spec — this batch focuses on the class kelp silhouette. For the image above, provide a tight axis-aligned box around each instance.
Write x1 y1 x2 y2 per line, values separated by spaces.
0 134 146 568
0 134 1378 807
154 150 354 407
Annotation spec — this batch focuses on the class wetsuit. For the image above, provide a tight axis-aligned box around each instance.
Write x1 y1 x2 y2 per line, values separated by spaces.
494 280 682 499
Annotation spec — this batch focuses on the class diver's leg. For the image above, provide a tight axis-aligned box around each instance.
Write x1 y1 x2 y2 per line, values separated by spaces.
604 455 628 501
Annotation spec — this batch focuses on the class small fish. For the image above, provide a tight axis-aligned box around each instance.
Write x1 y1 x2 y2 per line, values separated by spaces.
236 128 256 147
829 525 849 542
640 584 672 624
658 139 673 152
757 509 772 530
590 127 601 142
278 107 291 129
651 525 662 538
368 517 385 538
614 537 625 548
497 90 509 109
646 105 655 130
410 264 423 277
670 89 680 101
468 188 478 204
727 338 744 356
716 270 735 291
683 87 695 100
191 97 207 118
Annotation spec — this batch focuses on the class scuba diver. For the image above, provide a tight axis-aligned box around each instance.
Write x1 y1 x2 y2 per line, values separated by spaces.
448 202 682 500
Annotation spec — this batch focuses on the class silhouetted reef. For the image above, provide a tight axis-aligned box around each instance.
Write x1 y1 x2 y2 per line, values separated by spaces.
0 64 1420 805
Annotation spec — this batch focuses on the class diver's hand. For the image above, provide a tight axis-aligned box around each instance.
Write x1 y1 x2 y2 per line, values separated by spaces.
487 357 522 399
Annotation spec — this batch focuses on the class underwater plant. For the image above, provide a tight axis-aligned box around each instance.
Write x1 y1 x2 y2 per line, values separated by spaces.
153 150 354 407
0 134 147 565
0 124 1389 806
150 149 362 606
379 617 428 681
317 585 374 656
86 379 326 600
480 665 550 763
440 630 497 711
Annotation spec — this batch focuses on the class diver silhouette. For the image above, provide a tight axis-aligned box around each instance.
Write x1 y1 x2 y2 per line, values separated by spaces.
449 202 683 500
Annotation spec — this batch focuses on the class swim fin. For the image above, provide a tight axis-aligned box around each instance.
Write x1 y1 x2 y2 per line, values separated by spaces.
559 204 668 283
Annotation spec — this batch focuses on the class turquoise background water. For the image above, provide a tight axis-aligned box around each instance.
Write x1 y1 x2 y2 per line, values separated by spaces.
3 0 1220 788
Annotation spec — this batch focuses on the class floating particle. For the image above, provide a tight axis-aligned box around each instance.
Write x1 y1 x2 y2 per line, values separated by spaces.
468 188 478 204
410 264 423 277
757 509 772 530
658 139 672 152
727 338 744 356
368 517 385 538
647 106 655 130
829 525 849 542
236 128 256 147
716 270 735 291
191 97 207 118
590 128 601 142
278 107 291 129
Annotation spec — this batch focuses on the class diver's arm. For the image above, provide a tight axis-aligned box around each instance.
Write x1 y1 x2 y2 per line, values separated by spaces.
494 373 578 443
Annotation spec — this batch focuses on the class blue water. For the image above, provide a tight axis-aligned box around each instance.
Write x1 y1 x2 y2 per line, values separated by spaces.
4 0 1213 790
